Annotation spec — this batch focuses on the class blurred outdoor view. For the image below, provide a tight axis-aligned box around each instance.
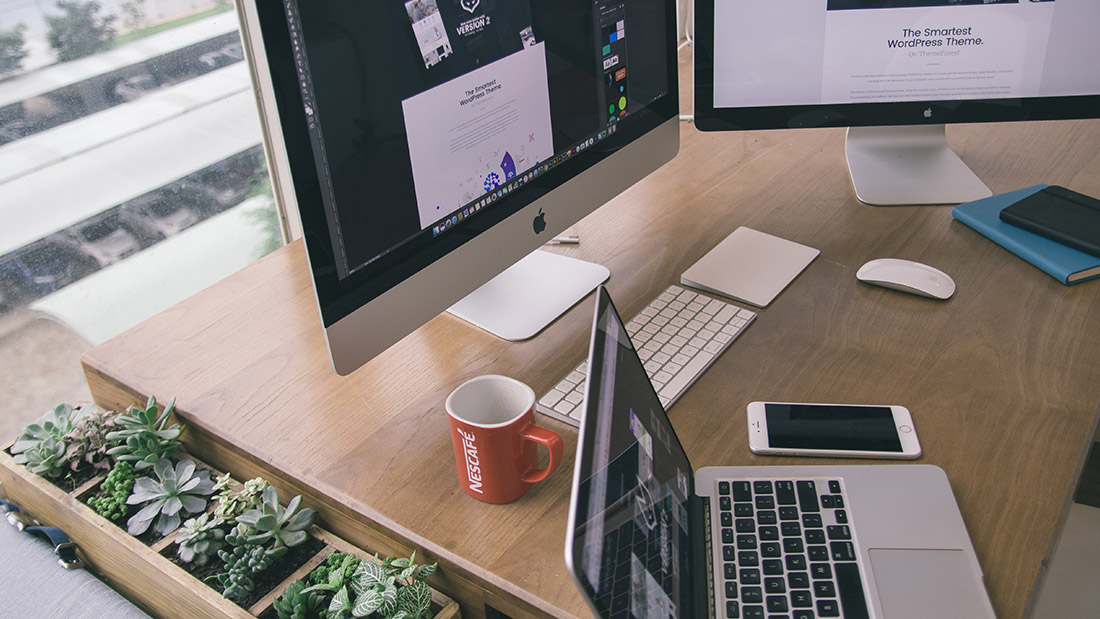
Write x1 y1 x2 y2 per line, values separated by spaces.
0 0 283 440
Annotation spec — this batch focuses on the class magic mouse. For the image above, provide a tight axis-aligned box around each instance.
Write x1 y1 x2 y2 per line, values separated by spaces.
856 258 956 300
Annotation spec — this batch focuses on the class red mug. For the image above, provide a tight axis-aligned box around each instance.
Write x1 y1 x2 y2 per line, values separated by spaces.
445 375 564 504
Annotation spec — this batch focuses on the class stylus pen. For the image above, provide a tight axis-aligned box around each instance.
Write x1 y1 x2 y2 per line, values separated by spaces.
547 235 580 245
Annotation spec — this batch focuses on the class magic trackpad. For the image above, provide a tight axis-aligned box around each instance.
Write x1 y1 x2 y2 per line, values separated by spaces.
869 549 994 619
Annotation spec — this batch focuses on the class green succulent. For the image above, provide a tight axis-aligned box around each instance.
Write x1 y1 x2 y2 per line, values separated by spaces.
88 460 137 522
105 395 183 470
216 522 282 601
64 406 120 473
273 579 327 619
175 513 227 566
236 486 316 550
212 474 269 524
125 458 215 536
11 403 90 478
306 551 361 591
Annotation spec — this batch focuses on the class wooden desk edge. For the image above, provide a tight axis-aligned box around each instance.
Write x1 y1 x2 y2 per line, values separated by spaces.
80 356 579 619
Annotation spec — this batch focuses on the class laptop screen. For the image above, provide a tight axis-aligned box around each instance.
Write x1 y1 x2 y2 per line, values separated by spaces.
566 287 697 617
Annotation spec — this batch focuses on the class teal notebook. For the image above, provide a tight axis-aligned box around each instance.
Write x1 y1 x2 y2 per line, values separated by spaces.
952 185 1100 285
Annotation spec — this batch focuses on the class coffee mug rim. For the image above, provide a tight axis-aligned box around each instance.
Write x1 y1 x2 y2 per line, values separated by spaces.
445 374 536 429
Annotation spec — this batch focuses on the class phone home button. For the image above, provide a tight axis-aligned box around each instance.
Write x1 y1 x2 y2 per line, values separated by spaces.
899 425 913 433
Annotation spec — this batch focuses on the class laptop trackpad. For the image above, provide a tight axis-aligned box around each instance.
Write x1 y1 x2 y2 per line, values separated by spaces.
869 549 993 619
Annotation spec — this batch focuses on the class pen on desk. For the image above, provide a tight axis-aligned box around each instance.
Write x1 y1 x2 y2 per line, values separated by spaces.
547 235 580 245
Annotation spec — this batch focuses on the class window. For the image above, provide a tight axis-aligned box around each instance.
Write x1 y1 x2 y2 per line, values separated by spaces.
0 1 285 439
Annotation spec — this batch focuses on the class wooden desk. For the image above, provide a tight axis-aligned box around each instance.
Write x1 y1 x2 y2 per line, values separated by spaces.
81 117 1100 618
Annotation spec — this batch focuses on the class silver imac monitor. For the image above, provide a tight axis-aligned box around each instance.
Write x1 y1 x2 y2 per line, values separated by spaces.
236 0 679 375
693 0 1100 206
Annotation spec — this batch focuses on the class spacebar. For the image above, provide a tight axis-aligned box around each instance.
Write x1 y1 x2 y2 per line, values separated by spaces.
835 562 870 619
658 351 715 400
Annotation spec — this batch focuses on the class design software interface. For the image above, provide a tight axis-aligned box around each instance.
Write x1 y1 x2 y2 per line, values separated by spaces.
278 0 669 280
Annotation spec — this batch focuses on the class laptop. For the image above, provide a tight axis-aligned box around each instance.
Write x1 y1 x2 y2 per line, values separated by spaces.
565 286 995 618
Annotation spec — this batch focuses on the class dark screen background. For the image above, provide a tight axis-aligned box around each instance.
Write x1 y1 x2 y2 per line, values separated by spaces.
294 0 603 274
765 404 904 452
572 293 696 616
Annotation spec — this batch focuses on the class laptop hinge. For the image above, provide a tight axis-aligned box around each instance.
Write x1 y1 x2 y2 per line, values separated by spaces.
690 494 715 619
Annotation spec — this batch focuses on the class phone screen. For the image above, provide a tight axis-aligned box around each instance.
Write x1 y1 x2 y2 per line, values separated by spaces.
765 403 903 452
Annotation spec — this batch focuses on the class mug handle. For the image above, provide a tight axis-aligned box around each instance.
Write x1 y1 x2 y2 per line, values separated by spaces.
520 425 563 484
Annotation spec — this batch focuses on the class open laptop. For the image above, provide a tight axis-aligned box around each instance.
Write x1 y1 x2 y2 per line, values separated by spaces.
565 286 995 618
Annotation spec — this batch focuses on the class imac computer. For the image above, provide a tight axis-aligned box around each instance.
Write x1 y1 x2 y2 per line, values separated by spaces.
693 0 1100 205
236 0 679 374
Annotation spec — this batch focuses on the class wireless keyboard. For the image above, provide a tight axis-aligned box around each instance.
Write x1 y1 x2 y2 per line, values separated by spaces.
536 284 756 426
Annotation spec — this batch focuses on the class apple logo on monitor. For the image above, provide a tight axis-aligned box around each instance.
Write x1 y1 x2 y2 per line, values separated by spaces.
533 208 547 234
923 108 933 119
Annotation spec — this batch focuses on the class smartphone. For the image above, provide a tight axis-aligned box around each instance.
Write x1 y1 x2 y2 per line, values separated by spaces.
746 401 921 459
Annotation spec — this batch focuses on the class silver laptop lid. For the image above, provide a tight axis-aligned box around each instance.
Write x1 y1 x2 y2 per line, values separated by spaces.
565 286 701 618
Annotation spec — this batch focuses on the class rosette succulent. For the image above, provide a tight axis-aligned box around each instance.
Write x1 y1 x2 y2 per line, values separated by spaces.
64 405 119 473
125 458 215 536
175 512 226 565
273 579 326 619
106 395 183 470
10 403 89 478
236 486 316 551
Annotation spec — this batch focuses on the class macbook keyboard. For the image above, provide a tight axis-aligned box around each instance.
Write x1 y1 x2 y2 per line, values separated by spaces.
536 284 756 426
714 478 869 619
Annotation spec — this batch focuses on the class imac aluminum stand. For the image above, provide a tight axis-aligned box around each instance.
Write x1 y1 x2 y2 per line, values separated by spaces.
447 249 609 341
845 125 992 206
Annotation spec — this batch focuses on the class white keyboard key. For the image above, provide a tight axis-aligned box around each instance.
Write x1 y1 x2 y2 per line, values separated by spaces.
539 389 566 408
659 350 716 401
715 305 738 324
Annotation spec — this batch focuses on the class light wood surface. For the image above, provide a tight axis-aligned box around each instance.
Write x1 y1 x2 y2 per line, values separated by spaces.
81 111 1100 617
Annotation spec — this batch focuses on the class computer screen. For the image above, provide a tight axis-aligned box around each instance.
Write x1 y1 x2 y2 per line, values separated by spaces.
567 287 698 617
237 0 679 374
693 0 1100 205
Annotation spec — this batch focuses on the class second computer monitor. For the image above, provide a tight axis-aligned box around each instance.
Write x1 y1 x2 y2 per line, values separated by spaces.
693 0 1100 205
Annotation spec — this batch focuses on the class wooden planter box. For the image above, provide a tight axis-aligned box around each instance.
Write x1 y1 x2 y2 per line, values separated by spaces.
0 444 459 619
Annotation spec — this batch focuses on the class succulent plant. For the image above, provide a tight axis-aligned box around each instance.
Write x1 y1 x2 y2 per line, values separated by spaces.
212 474 269 524
216 522 282 601
87 460 137 522
125 458 215 536
175 512 227 566
64 406 120 473
273 579 327 619
306 551 361 591
10 403 90 478
236 486 316 551
106 395 183 470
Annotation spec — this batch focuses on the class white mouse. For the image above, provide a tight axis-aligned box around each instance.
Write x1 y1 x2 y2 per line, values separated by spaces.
856 258 956 300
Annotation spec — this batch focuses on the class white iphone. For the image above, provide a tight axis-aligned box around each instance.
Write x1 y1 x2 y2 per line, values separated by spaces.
746 401 922 459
